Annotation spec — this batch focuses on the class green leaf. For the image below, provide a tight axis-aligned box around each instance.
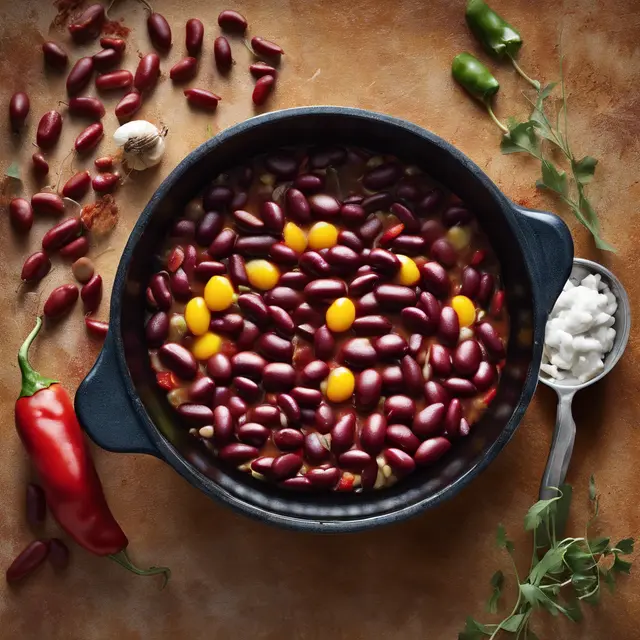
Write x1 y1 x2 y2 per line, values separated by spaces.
537 160 568 196
577 193 616 253
501 614 526 632
530 547 566 586
500 121 539 156
572 156 598 184
520 584 560 616
614 538 634 555
486 570 504 614
588 536 611 555
524 494 561 531
562 595 584 622
589 475 597 501
612 554 632 575
497 524 515 553
565 544 595 574
571 573 598 592
459 617 493 639
5 161 21 180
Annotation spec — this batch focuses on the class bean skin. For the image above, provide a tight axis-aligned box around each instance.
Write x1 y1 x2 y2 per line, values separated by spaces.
148 12 172 50
134 54 160 92
159 343 197 380
68 4 105 42
184 88 221 111
218 10 248 33
361 413 387 455
414 437 451 466
413 403 446 438
331 413 356 454
93 47 123 71
384 448 415 476
44 285 79 319
21 252 51 283
60 236 90 261
253 75 275 106
251 36 284 58
43 42 68 69
95 70 133 91
250 62 278 78
170 57 198 82
214 37 233 73
68 96 105 119
10 198 33 233
36 111 62 148
67 57 94 95
9 92 29 131
6 540 50 584
115 92 142 121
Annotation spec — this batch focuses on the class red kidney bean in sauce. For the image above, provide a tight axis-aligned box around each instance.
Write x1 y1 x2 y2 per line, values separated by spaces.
145 146 509 491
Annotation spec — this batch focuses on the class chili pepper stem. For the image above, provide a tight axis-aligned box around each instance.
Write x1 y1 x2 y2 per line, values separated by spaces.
508 55 540 90
18 317 57 398
108 549 171 588
485 103 509 134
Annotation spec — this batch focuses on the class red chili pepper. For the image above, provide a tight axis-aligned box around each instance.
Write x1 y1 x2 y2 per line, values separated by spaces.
336 474 355 492
14 318 170 585
482 387 498 406
156 371 178 391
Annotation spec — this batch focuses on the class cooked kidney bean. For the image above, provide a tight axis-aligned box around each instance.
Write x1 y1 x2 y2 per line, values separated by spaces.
10 198 33 233
218 10 248 32
384 448 415 476
43 41 68 69
386 424 420 454
93 47 123 71
178 403 215 426
476 322 506 358
68 3 104 42
147 144 507 491
413 403 446 438
22 252 52 283
185 18 204 55
115 92 142 121
32 153 49 176
415 437 451 466
44 284 79 319
477 273 495 306
171 57 198 82
36 111 62 148
148 12 172 50
384 395 415 424
9 92 29 131
184 88 221 110
159 343 197 380
80 274 102 312
96 70 133 91
62 171 91 200
6 540 50 584
252 75 276 106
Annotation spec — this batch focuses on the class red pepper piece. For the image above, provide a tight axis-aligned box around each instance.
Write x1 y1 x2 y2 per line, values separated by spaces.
156 371 178 391
470 249 486 267
482 387 497 406
14 318 171 585
336 474 355 492
379 223 405 247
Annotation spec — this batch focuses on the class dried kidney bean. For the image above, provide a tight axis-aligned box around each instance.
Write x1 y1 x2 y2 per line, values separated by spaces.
92 172 119 193
94 156 114 171
43 41 68 68
66 57 94 95
62 171 91 200
214 37 233 72
96 70 133 91
93 47 123 71
170 57 198 82
68 96 106 119
80 274 102 312
100 37 126 51
42 217 82 253
115 92 142 121
48 538 70 570
32 153 49 176
185 18 204 55
252 75 275 106
9 92 29 131
184 88 221 111
44 285 79 319
60 236 90 261
250 62 277 78
21 252 51 283
251 36 284 59
68 4 105 42
75 122 104 153
147 12 172 50
6 540 50 584
10 198 33 233
32 192 64 216
36 111 62 148
134 53 160 92
218 10 248 32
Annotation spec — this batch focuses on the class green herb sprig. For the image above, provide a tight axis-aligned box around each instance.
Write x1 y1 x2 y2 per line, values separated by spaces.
460 477 634 639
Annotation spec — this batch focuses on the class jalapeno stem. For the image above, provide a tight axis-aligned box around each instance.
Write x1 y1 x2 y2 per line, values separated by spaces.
109 549 171 588
508 55 540 91
485 103 509 135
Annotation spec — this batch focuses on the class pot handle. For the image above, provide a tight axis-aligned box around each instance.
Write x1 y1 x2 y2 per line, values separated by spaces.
75 332 159 457
511 205 574 314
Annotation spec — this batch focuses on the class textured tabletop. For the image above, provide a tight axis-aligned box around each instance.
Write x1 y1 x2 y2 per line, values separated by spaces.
0 1 638 638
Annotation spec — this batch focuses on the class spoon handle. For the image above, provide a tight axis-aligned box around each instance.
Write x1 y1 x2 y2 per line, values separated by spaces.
540 391 577 500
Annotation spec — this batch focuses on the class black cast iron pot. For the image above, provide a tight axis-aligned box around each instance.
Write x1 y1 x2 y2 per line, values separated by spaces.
76 107 573 532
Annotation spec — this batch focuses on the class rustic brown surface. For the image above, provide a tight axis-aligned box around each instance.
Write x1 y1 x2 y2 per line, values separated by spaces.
0 1 638 638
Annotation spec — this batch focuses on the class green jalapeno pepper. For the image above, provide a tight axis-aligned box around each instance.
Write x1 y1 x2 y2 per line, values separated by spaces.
452 52 507 134
465 0 522 59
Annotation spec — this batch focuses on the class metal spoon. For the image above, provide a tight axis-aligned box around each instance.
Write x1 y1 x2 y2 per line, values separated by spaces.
538 258 631 499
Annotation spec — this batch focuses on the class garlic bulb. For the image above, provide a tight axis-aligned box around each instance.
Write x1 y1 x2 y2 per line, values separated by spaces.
113 120 167 170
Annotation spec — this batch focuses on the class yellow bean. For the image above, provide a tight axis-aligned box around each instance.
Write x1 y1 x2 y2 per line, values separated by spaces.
326 297 356 332
395 255 420 286
191 332 222 360
245 259 280 290
283 222 308 253
307 222 338 250
204 276 234 311
326 367 355 403
451 295 476 327
184 297 211 336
